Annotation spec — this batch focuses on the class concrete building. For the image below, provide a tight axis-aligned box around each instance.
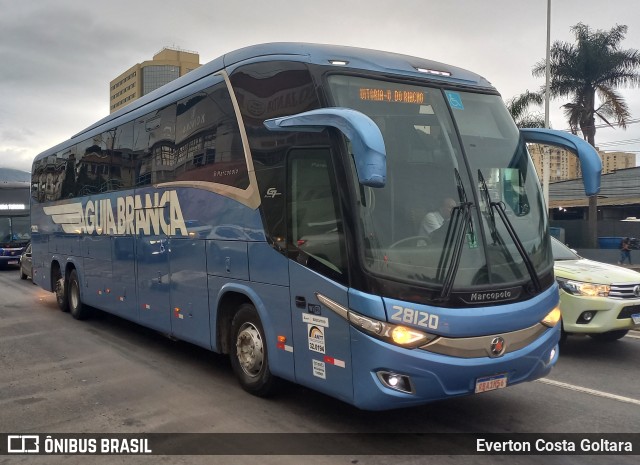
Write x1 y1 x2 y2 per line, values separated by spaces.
528 144 581 182
528 144 636 182
548 166 640 247
109 47 201 113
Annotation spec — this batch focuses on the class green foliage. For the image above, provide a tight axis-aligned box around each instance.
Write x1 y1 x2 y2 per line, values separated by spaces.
532 23 640 145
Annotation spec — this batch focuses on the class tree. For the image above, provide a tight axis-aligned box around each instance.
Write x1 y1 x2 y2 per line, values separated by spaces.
532 23 640 247
506 91 545 128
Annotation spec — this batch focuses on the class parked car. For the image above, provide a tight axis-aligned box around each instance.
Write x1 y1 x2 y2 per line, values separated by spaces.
19 242 32 280
551 237 640 342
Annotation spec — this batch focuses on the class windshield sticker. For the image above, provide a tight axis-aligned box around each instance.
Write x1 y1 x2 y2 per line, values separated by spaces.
445 91 464 110
466 232 478 249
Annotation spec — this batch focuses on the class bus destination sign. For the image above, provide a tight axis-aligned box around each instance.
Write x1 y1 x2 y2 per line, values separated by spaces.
359 88 425 104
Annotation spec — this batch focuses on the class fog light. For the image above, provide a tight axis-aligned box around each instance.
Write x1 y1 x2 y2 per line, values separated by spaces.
376 371 414 394
577 311 595 324
549 348 557 363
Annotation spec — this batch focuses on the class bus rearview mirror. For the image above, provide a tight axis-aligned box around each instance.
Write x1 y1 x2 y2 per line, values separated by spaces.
264 108 387 188
520 128 602 196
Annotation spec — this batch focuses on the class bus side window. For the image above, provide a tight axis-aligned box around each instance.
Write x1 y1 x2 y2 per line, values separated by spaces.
287 149 347 282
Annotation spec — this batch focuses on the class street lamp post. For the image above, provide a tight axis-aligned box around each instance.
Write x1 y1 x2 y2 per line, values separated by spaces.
543 0 551 209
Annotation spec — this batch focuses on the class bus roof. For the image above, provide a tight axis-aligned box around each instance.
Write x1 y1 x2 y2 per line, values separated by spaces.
35 42 495 163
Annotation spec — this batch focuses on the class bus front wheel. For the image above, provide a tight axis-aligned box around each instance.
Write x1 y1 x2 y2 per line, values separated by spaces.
68 269 90 320
229 303 277 397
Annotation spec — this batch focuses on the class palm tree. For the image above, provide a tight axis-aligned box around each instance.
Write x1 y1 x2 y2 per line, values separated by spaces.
506 91 545 128
532 23 640 247
533 23 640 144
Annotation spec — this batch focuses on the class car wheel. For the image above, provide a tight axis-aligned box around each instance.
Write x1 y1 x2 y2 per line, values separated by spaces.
68 269 91 320
229 303 278 397
588 330 629 342
20 266 27 280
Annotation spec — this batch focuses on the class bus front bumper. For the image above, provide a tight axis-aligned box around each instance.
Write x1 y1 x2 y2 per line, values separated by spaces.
349 323 560 410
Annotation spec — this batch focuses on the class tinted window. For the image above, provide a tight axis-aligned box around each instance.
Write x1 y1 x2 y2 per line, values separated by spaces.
288 149 347 282
230 61 323 245
111 121 135 190
75 136 108 196
134 105 177 187
174 81 248 188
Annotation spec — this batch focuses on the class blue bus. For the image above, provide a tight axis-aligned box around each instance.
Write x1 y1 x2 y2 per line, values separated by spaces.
0 181 31 268
30 43 601 410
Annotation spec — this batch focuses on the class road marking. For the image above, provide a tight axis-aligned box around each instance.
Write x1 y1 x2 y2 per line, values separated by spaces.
627 333 640 339
537 378 640 406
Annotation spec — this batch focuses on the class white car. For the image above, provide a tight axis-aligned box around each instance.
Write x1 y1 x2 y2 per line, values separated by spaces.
552 237 640 341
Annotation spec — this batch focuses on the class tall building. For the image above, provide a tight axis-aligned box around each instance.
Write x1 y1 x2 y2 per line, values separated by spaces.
600 150 636 174
109 47 201 113
528 144 581 182
528 144 636 181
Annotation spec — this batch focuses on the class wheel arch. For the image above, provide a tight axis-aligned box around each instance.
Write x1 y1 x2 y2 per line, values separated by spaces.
213 284 272 355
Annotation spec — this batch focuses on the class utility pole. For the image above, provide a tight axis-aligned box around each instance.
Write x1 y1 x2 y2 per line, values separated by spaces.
543 0 551 210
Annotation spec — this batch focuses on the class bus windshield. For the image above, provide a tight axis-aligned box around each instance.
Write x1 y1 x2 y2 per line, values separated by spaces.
0 216 31 244
327 75 551 291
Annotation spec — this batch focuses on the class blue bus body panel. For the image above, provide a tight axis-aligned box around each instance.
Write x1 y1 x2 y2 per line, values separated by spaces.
224 43 491 88
383 284 559 337
248 242 289 287
170 238 210 347
289 262 354 404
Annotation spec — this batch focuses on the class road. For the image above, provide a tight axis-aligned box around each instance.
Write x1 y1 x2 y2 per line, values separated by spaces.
0 268 638 465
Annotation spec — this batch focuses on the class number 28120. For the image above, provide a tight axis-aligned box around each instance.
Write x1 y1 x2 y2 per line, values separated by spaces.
391 305 439 329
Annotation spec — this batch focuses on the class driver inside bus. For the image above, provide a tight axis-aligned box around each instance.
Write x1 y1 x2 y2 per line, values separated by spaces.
420 197 457 236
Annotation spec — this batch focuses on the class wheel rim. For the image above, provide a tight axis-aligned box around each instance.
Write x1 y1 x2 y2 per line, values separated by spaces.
56 279 64 303
70 280 79 310
235 322 264 378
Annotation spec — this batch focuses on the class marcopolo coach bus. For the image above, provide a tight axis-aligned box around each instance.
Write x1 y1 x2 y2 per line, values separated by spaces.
30 43 601 410
0 181 31 268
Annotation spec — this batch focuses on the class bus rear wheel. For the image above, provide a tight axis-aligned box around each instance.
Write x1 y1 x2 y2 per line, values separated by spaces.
68 269 91 320
55 275 70 312
229 303 277 397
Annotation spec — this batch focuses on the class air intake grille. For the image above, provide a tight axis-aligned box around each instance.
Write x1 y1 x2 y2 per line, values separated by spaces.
609 283 640 299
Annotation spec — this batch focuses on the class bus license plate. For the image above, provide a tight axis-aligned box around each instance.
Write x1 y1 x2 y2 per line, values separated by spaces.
632 313 640 325
475 374 508 393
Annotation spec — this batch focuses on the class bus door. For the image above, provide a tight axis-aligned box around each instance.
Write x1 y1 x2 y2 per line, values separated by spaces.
135 188 171 333
287 149 354 404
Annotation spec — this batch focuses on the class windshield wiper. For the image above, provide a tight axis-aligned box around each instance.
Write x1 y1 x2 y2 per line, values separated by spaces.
477 169 541 293
435 169 474 300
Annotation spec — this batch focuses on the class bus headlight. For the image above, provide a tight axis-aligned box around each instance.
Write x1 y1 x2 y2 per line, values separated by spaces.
348 312 436 348
541 306 562 327
391 326 430 346
316 293 437 349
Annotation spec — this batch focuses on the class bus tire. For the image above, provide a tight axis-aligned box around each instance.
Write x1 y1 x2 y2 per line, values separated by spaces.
68 269 90 320
55 275 70 313
588 330 628 342
229 303 278 397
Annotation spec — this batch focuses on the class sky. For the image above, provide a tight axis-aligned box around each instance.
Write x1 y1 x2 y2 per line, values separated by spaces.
1 0 640 173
